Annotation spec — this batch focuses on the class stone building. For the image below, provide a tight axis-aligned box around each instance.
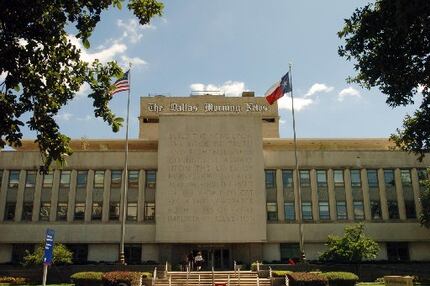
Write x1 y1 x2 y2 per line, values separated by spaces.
0 93 429 268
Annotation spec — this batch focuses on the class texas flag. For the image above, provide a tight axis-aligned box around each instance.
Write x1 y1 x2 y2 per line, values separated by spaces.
265 72 292 105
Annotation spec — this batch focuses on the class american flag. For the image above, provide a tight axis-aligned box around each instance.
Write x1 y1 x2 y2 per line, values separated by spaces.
111 70 130 95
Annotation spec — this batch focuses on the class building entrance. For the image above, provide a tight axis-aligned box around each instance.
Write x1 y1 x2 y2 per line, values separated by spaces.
194 247 230 270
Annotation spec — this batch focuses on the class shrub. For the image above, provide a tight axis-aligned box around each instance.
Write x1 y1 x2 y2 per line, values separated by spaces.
322 272 359 286
71 272 104 286
272 271 294 277
23 243 72 266
102 271 151 286
0 277 27 285
286 272 328 286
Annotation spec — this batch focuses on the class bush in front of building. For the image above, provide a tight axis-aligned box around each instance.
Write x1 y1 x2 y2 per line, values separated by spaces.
102 271 151 286
286 272 328 286
22 243 73 266
272 270 294 277
70 272 104 286
0 276 27 285
322 272 359 286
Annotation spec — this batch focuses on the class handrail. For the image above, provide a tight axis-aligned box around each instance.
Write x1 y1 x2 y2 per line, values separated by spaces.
152 267 157 285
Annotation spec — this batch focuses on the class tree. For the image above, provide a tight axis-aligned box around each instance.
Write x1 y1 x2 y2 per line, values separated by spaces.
319 223 379 262
23 243 73 266
419 171 430 228
338 0 430 160
0 0 163 171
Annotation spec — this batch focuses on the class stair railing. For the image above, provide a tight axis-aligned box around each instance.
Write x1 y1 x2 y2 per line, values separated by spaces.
227 274 230 286
269 266 272 278
168 275 171 286
211 266 214 286
152 267 157 285
198 273 201 286
238 267 241 286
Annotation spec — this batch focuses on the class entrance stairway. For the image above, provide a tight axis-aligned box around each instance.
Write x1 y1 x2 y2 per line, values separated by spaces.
153 271 271 286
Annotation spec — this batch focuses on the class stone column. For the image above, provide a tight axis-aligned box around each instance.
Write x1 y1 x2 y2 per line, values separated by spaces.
344 169 354 220
102 169 111 222
411 168 422 216
50 169 60 222
395 168 406 220
32 171 43 222
378 168 389 220
310 169 319 221
14 170 26 222
361 169 371 221
327 168 336 221
0 170 8 221
293 169 300 222
67 170 77 222
138 169 146 222
276 169 284 221
85 170 94 222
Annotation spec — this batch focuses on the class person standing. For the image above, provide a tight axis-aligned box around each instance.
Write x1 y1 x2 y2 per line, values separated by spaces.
194 251 204 271
187 251 194 271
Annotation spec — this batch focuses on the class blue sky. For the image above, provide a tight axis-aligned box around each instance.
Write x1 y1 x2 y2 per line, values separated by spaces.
25 0 421 140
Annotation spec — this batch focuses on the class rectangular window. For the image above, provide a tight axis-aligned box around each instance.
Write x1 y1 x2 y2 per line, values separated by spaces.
384 170 395 187
77 171 88 188
128 171 139 188
66 244 88 264
39 203 50 221
400 169 412 186
60 171 71 188
367 170 378 188
125 244 142 265
144 202 155 221
111 170 122 188
25 171 36 188
370 200 381 220
4 202 16 221
42 172 53 188
319 202 330 220
91 203 102 220
74 203 85 221
280 243 300 262
266 202 278 221
284 202 295 221
417 169 429 184
336 201 347 220
299 170 310 188
146 170 156 188
387 242 409 261
109 203 120 221
265 170 276 189
22 202 33 221
94 171 104 188
127 203 137 221
334 170 344 187
301 202 312 221
9 170 20 188
350 170 361 187
282 170 293 188
388 200 399 219
405 201 416 219
57 203 68 221
316 170 327 188
353 201 364 220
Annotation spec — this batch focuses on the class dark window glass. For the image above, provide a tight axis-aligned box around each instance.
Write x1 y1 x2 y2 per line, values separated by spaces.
302 202 312 221
94 171 104 188
384 170 395 187
111 170 122 188
22 203 33 221
280 243 300 262
387 242 409 261
316 170 327 188
284 202 295 221
127 203 137 221
146 170 156 188
74 203 85 220
334 170 344 187
350 170 361 187
370 200 381 220
42 172 53 188
9 170 20 188
57 203 68 221
388 200 399 219
12 244 34 264
125 244 142 264
400 169 412 186
25 171 36 188
39 203 50 221
319 202 330 220
128 171 139 188
299 170 310 188
265 170 276 189
353 201 364 220
4 202 16 221
66 244 88 264
91 203 102 220
282 170 293 188
144 202 155 221
367 170 378 188
266 202 278 221
60 171 71 188
405 201 416 219
336 201 347 220
77 171 88 188
109 203 120 221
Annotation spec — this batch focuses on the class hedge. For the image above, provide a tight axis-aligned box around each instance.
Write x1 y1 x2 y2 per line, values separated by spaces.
71 272 104 286
272 271 294 277
322 272 359 286
286 272 328 286
102 271 151 286
0 277 27 285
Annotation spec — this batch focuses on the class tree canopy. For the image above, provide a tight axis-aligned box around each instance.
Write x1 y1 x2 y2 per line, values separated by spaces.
338 0 430 160
0 0 163 171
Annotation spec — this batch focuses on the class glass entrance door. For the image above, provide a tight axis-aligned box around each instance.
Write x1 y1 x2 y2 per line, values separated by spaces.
195 247 230 270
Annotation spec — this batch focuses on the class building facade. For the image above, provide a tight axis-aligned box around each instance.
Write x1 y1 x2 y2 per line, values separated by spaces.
0 93 429 268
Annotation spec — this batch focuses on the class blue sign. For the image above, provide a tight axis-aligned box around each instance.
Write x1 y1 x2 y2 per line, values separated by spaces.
43 229 55 265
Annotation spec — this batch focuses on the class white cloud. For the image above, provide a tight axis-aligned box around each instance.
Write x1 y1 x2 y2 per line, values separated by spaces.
0 72 6 82
190 81 247 97
54 112 73 121
279 119 286 125
121 55 147 66
338 87 361 101
277 96 314 111
305 83 334 97
77 115 92 121
74 83 91 99
67 35 127 63
117 19 155 43
417 85 425 94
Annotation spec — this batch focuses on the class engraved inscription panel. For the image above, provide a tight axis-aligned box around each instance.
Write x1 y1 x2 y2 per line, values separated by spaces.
155 115 267 242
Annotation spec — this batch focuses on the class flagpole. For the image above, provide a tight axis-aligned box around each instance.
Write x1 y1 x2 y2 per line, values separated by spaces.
120 63 132 265
289 63 306 262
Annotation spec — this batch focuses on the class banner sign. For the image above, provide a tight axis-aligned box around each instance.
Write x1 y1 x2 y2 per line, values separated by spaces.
43 229 55 265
